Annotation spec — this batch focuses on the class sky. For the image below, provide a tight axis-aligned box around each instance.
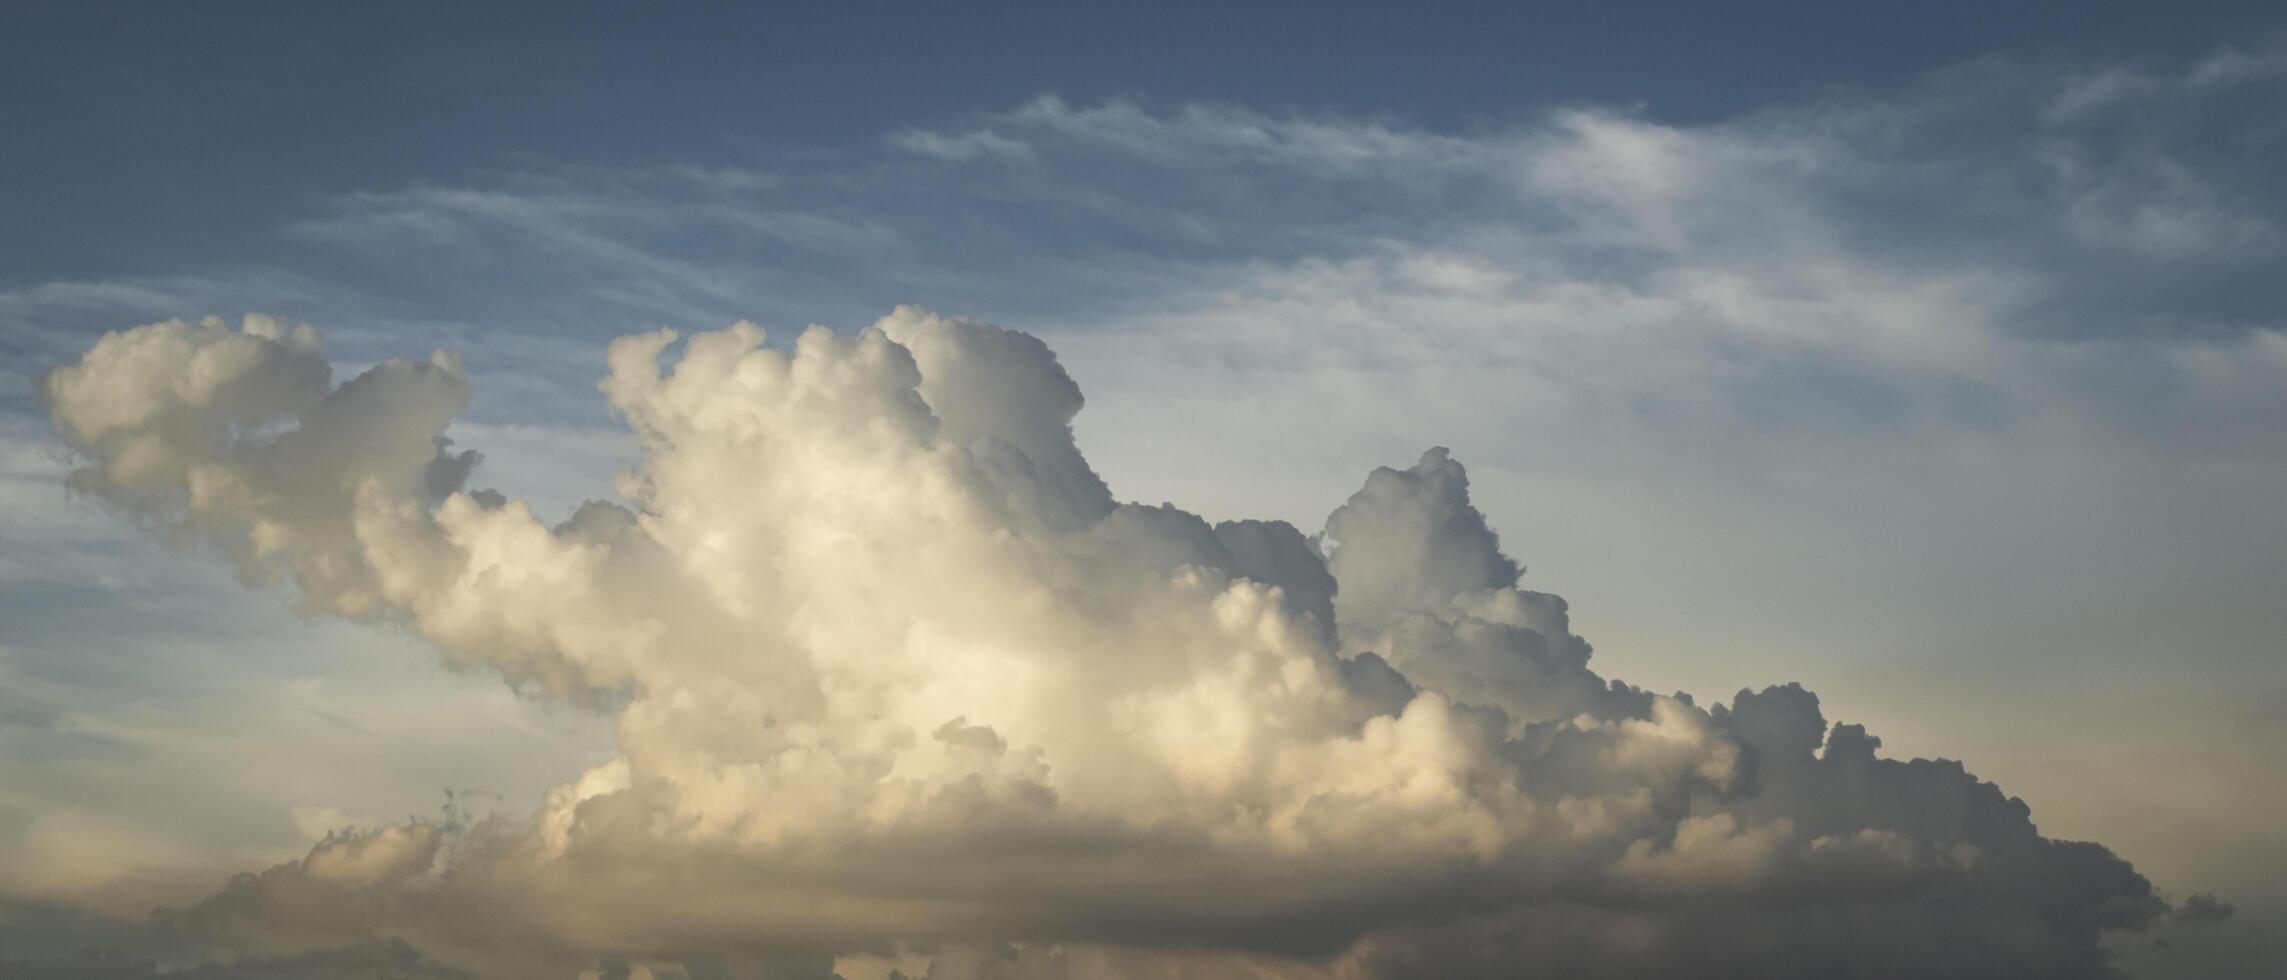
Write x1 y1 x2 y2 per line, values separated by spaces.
3 3 2285 978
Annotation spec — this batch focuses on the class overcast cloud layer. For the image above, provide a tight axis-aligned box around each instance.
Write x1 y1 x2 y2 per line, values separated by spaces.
4 34 2285 980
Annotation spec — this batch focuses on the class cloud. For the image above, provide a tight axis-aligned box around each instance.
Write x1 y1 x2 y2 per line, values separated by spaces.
871 50 2287 478
37 309 2172 978
51 41 2270 473
2175 892 2236 926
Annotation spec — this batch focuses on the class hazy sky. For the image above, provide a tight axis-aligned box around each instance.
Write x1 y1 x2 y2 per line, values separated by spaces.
4 4 2285 978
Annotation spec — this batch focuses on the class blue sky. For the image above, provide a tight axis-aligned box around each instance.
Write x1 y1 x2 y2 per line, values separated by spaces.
6 0 2278 284
4 4 2286 978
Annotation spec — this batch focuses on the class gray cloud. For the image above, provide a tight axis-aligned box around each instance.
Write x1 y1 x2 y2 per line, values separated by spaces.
2175 893 2236 925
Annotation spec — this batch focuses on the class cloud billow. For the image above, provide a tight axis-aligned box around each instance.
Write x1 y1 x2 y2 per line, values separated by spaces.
41 309 2165 978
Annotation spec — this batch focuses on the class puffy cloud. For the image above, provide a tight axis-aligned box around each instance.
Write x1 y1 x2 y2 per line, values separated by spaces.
40 310 2168 977
2174 892 2236 926
40 314 478 620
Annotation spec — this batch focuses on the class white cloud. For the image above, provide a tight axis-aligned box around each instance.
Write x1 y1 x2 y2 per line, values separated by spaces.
31 309 2170 977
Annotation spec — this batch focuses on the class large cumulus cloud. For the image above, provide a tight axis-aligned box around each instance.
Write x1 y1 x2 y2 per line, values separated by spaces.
39 309 2167 978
